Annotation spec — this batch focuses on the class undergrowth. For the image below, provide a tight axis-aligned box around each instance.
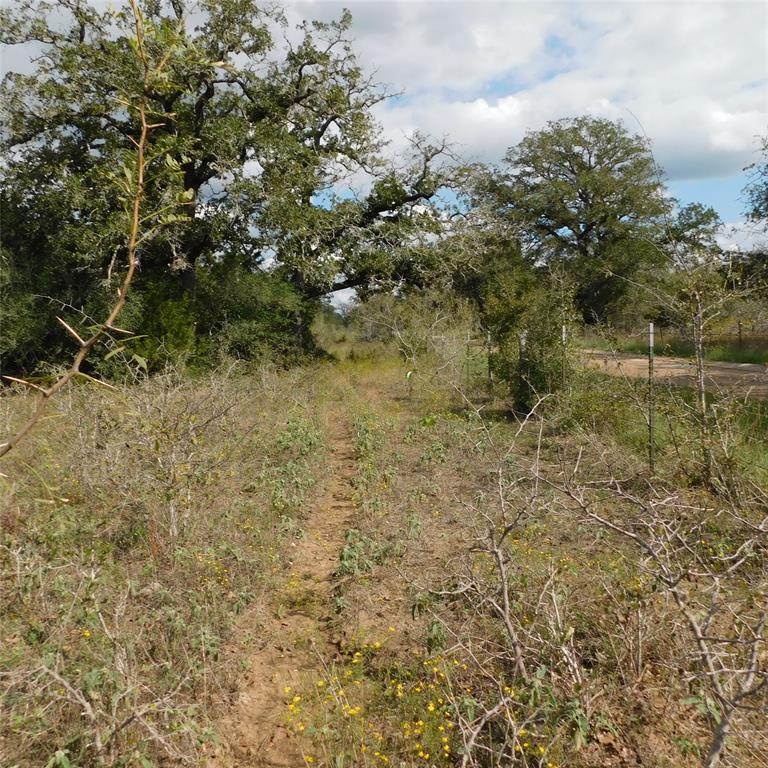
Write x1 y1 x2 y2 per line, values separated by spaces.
286 355 766 768
2 347 765 768
0 365 327 766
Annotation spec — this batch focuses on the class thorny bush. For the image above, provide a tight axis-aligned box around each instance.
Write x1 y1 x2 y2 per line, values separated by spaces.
0 365 326 766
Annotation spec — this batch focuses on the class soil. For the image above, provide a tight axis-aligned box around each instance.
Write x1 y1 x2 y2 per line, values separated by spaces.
207 372 465 768
583 349 768 400
210 407 357 767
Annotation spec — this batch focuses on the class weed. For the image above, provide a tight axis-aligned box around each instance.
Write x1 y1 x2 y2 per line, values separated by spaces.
277 416 323 457
337 529 392 576
404 512 423 539
419 440 447 465
353 412 386 459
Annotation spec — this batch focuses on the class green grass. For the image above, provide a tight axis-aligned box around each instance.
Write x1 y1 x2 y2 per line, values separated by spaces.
622 339 767 365
553 367 768 486
582 333 768 365
705 345 768 365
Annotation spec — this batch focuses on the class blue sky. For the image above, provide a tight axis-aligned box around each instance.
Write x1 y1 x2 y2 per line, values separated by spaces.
669 175 749 223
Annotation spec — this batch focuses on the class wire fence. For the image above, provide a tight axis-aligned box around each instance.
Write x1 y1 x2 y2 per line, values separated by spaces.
582 325 768 361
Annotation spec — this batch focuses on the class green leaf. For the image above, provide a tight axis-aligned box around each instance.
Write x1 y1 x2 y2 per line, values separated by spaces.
705 696 722 724
131 354 148 372
103 345 126 360
44 751 71 768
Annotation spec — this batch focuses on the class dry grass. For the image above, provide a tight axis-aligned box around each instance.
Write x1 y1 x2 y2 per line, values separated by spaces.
0 363 329 766
1 346 765 768
283 355 766 768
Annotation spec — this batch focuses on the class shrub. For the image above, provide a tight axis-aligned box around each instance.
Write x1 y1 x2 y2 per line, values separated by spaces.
492 282 578 411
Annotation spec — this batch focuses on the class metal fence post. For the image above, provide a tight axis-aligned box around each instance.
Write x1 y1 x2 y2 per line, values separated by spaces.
486 329 492 396
465 330 471 392
561 323 568 393
648 321 655 475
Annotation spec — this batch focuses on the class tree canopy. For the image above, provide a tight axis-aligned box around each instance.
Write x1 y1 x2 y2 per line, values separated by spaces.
1 3 760 376
0 0 455 371
475 116 669 321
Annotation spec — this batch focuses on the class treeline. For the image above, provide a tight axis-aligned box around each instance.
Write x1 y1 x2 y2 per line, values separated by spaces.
1 0 766 378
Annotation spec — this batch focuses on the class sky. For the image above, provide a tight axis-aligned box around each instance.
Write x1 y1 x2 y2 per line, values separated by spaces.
280 0 766 234
1 0 766 234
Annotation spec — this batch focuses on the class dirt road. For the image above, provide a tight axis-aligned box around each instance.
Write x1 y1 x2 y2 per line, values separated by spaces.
211 409 357 766
583 349 768 400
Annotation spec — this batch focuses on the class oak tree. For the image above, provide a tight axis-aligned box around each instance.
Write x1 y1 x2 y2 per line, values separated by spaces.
1 0 453 370
479 116 668 321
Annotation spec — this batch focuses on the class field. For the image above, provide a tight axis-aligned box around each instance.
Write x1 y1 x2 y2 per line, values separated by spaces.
2 332 766 768
2 3 767 767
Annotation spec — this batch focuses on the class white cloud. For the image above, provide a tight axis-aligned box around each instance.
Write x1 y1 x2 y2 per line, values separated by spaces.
286 0 767 183
2 0 765 193
287 1 565 94
718 221 767 253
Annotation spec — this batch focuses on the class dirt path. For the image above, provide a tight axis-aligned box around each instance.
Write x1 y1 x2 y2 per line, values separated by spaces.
583 349 768 400
212 409 356 767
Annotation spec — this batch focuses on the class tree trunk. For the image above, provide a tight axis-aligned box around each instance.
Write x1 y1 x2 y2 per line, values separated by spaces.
703 710 732 768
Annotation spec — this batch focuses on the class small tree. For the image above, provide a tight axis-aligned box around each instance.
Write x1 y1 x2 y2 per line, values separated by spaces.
631 203 755 488
743 136 768 230
487 272 578 412
351 287 479 398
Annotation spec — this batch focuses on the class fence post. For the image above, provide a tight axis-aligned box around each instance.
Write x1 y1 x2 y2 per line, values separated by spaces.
648 321 655 475
561 323 568 393
465 330 471 392
486 329 492 396
738 320 743 349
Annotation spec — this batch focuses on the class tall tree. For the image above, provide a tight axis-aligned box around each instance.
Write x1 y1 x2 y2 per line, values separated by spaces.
478 116 669 321
0 0 453 370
